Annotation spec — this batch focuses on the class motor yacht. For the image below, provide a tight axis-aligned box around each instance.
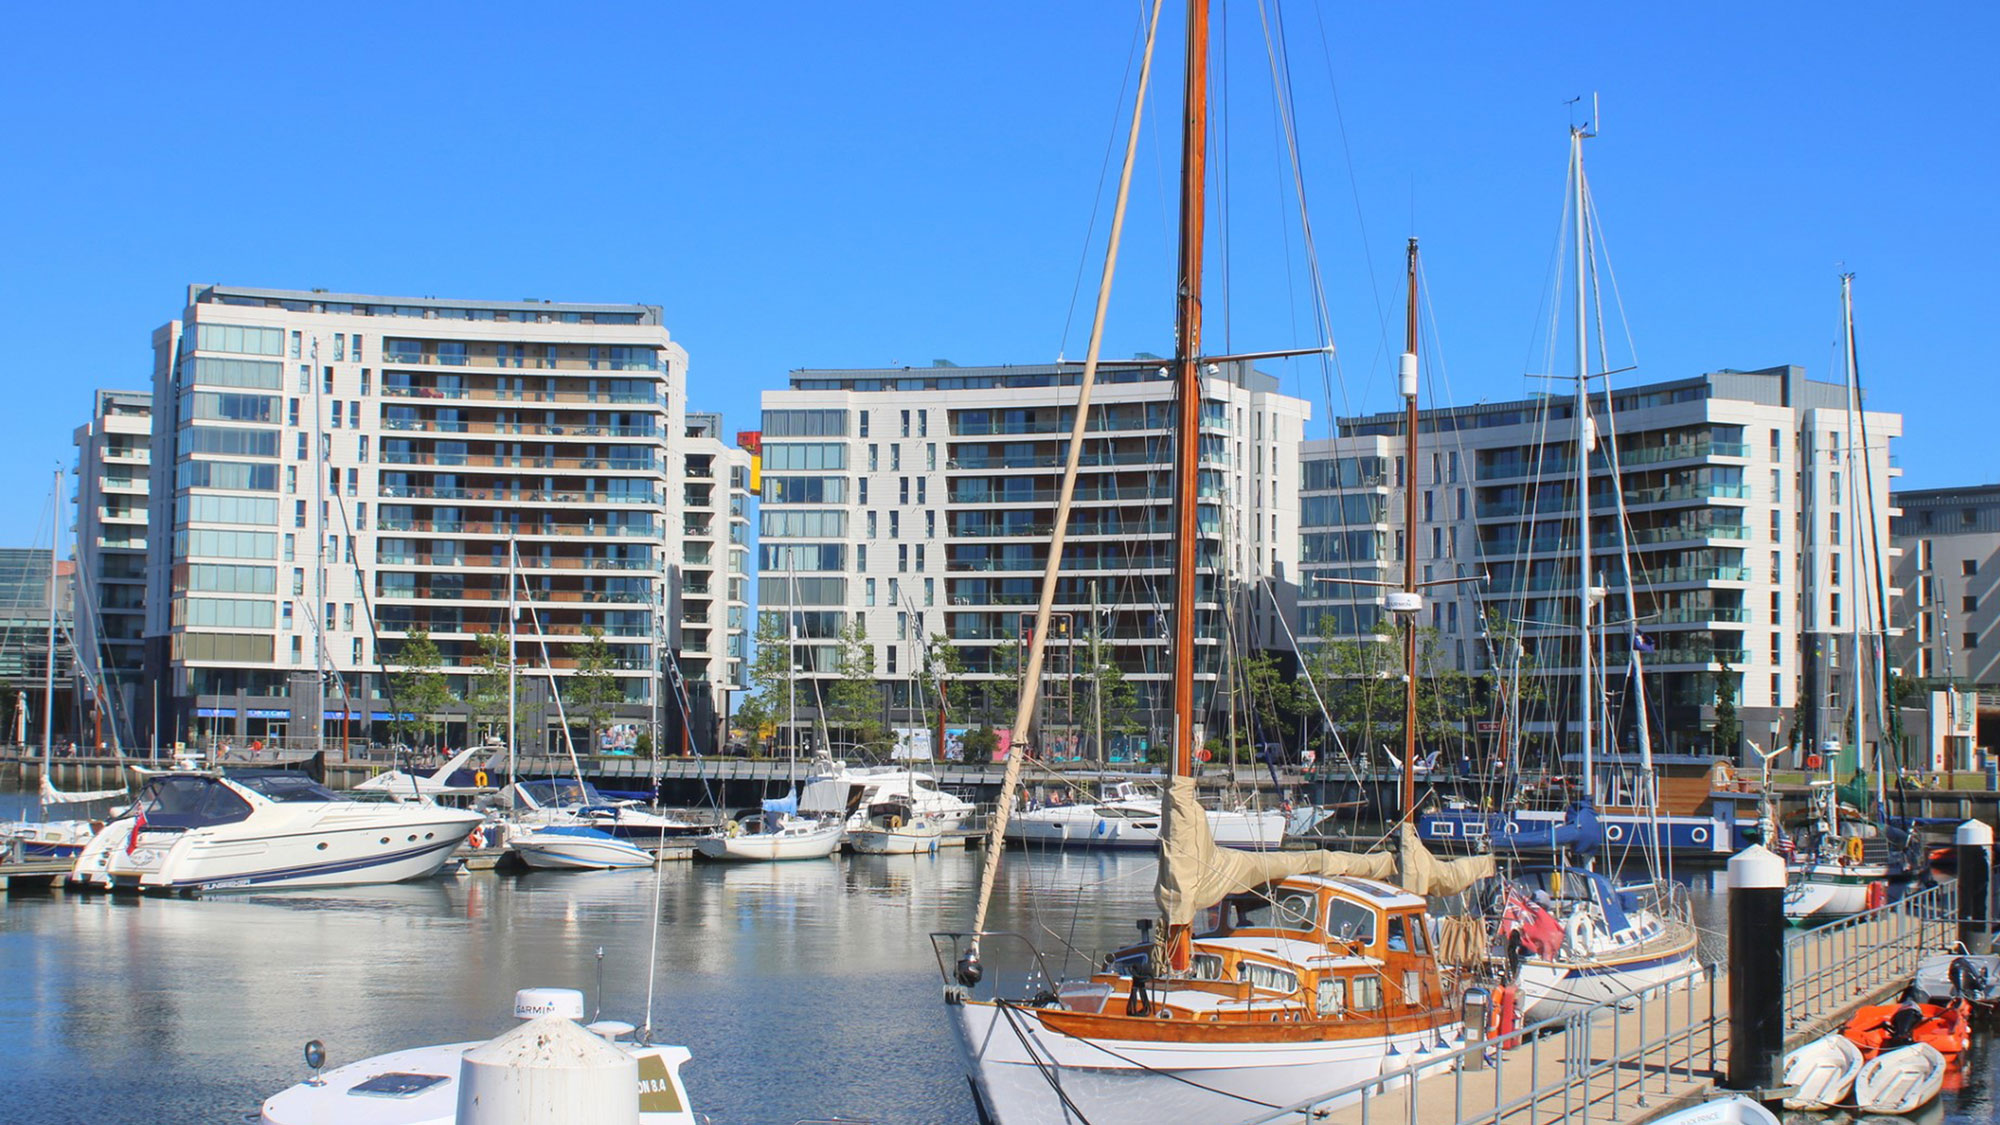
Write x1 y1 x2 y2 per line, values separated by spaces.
503 777 704 840
1005 778 1286 851
68 771 481 894
798 757 974 832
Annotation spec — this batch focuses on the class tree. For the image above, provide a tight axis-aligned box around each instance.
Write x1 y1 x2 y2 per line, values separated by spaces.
566 626 622 754
1710 661 1741 758
1075 628 1141 757
733 612 792 756
389 630 452 749
976 638 1027 728
826 618 887 755
1300 624 1401 765
917 632 973 730
464 632 512 746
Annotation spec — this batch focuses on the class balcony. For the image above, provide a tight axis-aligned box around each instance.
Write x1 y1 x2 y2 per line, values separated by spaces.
383 384 661 406
378 483 656 506
375 517 656 538
381 418 658 439
379 451 658 473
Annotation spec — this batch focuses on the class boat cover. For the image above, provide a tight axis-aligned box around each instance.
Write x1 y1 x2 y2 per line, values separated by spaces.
1155 776 1496 927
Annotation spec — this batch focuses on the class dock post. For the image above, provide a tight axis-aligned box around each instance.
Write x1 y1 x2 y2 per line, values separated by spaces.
1725 844 1786 1098
1957 819 1993 951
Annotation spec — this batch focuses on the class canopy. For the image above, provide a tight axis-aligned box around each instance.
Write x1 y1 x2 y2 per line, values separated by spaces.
1154 777 1495 928
1484 802 1603 856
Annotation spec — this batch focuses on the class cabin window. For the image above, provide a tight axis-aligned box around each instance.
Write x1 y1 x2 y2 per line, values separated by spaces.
1387 916 1410 952
1404 970 1424 1005
1271 891 1317 931
1325 900 1376 945
1241 962 1299 995
1352 975 1382 1011
1387 913 1431 955
1190 953 1224 981
1315 977 1346 1017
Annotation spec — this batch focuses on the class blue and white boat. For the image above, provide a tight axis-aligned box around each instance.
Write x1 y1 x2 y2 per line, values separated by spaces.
510 824 655 870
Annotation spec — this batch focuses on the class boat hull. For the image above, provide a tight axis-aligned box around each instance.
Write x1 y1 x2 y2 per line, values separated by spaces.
512 835 653 870
1420 808 1746 857
849 827 943 854
951 997 1454 1125
1853 1043 1946 1114
693 826 843 861
1007 808 1286 851
1783 1032 1864 1110
1514 940 1700 1025
1784 862 1888 924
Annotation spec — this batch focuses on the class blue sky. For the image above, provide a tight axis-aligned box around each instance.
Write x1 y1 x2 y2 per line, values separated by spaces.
2 2 1994 547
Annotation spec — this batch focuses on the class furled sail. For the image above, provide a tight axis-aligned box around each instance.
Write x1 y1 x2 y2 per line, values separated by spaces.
1392 821 1495 897
40 774 127 806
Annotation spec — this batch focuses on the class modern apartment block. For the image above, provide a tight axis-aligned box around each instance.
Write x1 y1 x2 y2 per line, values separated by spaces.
1889 483 2000 764
675 411 754 749
0 549 74 748
758 359 1310 755
1298 366 1902 766
140 285 697 753
72 389 153 750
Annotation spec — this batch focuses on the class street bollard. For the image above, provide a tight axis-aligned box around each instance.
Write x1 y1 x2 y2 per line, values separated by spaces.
1726 844 1786 1098
1958 819 1993 952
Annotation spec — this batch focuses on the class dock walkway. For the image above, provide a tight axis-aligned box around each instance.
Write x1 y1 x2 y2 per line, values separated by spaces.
1244 883 1959 1125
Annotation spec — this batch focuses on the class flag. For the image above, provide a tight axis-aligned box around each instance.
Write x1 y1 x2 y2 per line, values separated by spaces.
1633 633 1655 654
125 804 146 855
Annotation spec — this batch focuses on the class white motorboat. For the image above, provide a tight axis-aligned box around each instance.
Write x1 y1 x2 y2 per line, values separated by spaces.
1005 779 1286 851
694 813 844 861
1852 1042 1948 1114
511 825 654 870
353 746 494 803
799 757 975 831
260 987 699 1125
848 803 946 855
503 777 704 840
67 771 481 894
1644 1094 1781 1125
1915 950 2000 1009
1783 1031 1864 1110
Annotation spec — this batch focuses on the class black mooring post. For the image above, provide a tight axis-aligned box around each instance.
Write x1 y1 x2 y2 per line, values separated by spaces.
1958 819 1993 951
1726 844 1786 1096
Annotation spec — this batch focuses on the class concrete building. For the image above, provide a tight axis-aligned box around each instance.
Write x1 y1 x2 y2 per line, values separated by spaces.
1889 483 2000 765
0 549 75 749
1298 365 1902 768
72 389 153 751
757 359 1311 757
142 285 699 754
675 411 753 751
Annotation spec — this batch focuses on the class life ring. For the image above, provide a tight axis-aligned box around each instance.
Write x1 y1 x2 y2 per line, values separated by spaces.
1846 836 1866 863
1564 912 1600 956
1690 826 1709 844
887 815 904 830
1806 754 1823 770
474 770 489 787
725 819 742 838
1605 823 1625 842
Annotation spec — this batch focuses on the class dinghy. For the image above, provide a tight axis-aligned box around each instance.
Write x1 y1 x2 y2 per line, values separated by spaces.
1852 1042 1947 1115
1644 1093 1781 1125
1782 1032 1863 1110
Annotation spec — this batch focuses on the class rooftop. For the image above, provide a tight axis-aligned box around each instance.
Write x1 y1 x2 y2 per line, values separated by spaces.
188 285 662 326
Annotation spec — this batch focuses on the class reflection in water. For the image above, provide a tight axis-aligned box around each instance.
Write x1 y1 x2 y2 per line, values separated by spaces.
0 847 1992 1124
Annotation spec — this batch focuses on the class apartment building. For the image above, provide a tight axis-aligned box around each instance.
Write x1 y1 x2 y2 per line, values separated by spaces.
757 359 1310 755
72 390 153 750
0 549 75 748
141 285 693 753
676 412 753 749
1890 483 2000 765
1298 365 1902 767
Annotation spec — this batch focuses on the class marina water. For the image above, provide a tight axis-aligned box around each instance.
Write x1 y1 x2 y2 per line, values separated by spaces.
0 818 1993 1122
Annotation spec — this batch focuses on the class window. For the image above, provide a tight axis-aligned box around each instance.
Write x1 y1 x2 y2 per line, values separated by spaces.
890 512 900 537
356 503 367 530
926 511 936 537
296 432 308 460
858 479 868 504
285 466 297 494
195 323 285 356
886 646 897 674
915 544 926 571
868 444 878 471
856 545 867 571
189 356 283 390
323 367 334 395
900 409 911 437
352 336 364 362
1314 976 1347 1017
354 638 364 663
1965 595 1979 614
924 577 934 606
1351 975 1382 1011
761 409 849 437
283 533 295 561
358 435 369 462
858 410 869 438
1967 631 1980 651
898 544 908 572
927 443 937 470
329 400 342 428
867 511 878 538
917 478 927 504
1965 559 1979 577
349 401 359 428
865 578 876 606
282 603 293 630
891 445 900 471
899 478 910 504
294 500 307 528
918 410 928 437
289 330 302 358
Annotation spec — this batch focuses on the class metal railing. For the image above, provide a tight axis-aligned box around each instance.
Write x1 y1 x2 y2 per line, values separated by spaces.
1784 880 1956 1030
1243 961 1722 1125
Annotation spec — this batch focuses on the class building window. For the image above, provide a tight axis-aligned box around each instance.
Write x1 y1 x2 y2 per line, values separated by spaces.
917 478 926 504
891 445 901 471
1965 595 1980 614
856 545 867 571
927 443 937 471
886 646 897 675
858 410 869 437
919 410 928 438
858 479 868 504
901 410 911 438
898 544 908 572
926 510 936 537
1965 559 1979 577
294 500 307 528
924 577 934 606
890 512 900 538
915 544 926 571
868 511 878 538
865 578 877 606
1966 631 1980 651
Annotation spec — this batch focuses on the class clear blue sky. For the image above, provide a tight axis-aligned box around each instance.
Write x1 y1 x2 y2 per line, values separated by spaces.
2 2 1994 548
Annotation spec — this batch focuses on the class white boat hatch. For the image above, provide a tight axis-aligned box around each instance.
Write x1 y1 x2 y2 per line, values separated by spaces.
350 1073 449 1099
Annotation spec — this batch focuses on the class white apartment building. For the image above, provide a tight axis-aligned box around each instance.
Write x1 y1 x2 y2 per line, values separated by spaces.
1890 483 2000 765
676 411 753 750
758 359 1310 755
141 285 699 753
1298 365 1901 766
72 389 153 750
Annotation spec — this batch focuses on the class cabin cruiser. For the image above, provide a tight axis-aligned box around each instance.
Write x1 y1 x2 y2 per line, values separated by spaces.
1005 778 1286 851
848 800 947 854
353 746 493 803
510 825 654 870
501 777 704 840
798 757 975 831
260 987 700 1125
67 771 481 894
693 793 844 861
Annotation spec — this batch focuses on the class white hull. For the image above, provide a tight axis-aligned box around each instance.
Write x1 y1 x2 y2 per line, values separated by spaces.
73 808 480 893
848 825 943 854
512 834 653 870
1783 862 1887 924
1514 941 1699 1025
1853 1043 1947 1114
694 824 843 861
1646 1094 1781 1125
1783 1032 1864 1110
952 998 1454 1125
1007 806 1286 851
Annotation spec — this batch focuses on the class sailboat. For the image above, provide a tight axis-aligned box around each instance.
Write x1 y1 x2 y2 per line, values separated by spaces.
940 7 1490 1120
2 472 128 859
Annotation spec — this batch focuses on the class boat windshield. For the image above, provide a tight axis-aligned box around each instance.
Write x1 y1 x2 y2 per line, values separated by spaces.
134 776 254 829
519 779 603 807
232 773 343 803
1326 898 1377 946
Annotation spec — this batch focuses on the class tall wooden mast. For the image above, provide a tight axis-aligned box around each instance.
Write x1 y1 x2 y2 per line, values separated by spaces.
1398 239 1421 823
1168 0 1210 781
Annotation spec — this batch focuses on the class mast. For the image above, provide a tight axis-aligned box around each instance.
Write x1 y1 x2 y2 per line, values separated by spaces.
786 567 799 792
1570 124 1597 807
1091 579 1104 765
506 534 518 802
1840 274 1865 786
41 469 59 817
1397 239 1421 823
1167 0 1211 782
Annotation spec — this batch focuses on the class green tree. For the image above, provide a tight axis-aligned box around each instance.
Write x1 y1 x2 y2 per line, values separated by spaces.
826 618 887 754
976 639 1026 728
1711 661 1741 758
1300 624 1401 762
389 630 453 749
1075 627 1141 757
464 632 512 746
733 612 793 756
566 626 622 754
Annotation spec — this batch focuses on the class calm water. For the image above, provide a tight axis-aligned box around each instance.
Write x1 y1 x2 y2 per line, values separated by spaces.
0 808 1993 1124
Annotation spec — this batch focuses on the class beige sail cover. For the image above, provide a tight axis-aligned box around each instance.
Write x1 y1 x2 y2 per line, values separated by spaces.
1154 777 1497 927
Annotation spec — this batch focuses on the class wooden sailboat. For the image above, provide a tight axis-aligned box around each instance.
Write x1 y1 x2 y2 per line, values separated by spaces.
938 6 1489 1121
